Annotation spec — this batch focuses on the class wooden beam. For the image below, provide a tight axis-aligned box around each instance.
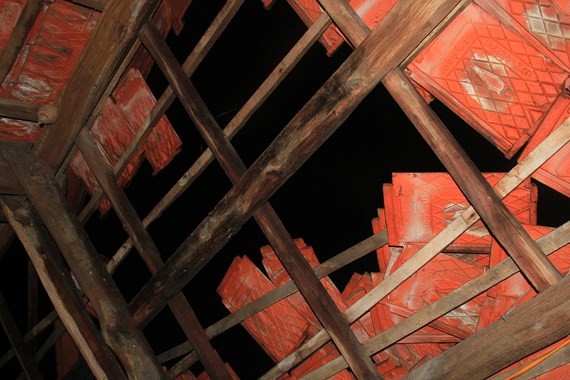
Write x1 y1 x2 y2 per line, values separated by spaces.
319 0 561 291
0 196 125 379
302 220 570 378
107 9 329 274
130 0 466 328
261 118 570 378
383 68 562 290
75 130 232 380
0 291 44 380
32 0 161 171
78 0 245 224
0 0 44 84
0 147 164 379
405 275 570 380
139 21 380 378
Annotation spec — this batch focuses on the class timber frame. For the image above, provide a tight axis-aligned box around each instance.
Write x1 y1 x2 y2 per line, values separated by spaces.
0 0 568 379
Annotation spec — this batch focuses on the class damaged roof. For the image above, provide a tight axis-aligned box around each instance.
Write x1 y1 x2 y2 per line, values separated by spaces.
0 0 568 379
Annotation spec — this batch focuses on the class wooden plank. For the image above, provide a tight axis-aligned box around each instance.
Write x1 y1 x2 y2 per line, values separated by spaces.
78 0 245 224
65 0 105 11
32 0 162 171
383 68 562 291
0 291 43 380
159 231 388 370
139 21 380 378
107 10 329 274
0 196 125 380
261 118 570 379
130 0 466 329
26 261 38 354
0 161 24 195
405 275 570 380
75 130 232 380
302 220 570 378
0 0 44 84
0 148 164 379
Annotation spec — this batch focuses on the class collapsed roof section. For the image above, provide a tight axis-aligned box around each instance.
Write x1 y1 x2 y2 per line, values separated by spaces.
0 0 568 379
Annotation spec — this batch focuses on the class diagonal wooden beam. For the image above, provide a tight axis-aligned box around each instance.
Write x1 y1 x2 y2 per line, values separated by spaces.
0 196 126 380
0 290 44 380
32 0 162 171
0 146 164 379
0 0 44 84
139 21 380 378
320 0 561 291
129 0 467 331
75 130 232 380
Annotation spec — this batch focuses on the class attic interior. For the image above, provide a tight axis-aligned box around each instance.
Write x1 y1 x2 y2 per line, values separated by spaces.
0 0 569 379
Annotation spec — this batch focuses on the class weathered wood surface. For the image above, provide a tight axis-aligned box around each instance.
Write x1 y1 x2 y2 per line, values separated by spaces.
405 274 570 380
32 0 161 171
140 21 380 378
0 99 40 124
76 130 232 380
301 220 570 378
65 0 105 11
262 118 570 378
130 0 466 332
0 0 44 84
0 291 43 380
1 147 164 379
0 196 125 379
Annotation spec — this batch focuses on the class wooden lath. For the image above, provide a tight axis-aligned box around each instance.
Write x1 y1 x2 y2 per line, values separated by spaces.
0 0 568 379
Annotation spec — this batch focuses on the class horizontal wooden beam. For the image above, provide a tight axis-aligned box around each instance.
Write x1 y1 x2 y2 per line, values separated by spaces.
0 99 57 124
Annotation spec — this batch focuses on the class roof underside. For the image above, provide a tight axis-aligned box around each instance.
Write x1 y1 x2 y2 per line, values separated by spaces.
0 0 568 379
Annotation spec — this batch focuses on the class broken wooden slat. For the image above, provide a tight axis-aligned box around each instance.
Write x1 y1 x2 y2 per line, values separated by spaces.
302 220 570 378
32 0 161 171
383 68 562 291
0 290 43 380
1 147 164 379
75 130 232 380
140 21 379 378
130 0 466 329
405 274 570 380
262 118 570 379
0 0 44 84
0 196 125 379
